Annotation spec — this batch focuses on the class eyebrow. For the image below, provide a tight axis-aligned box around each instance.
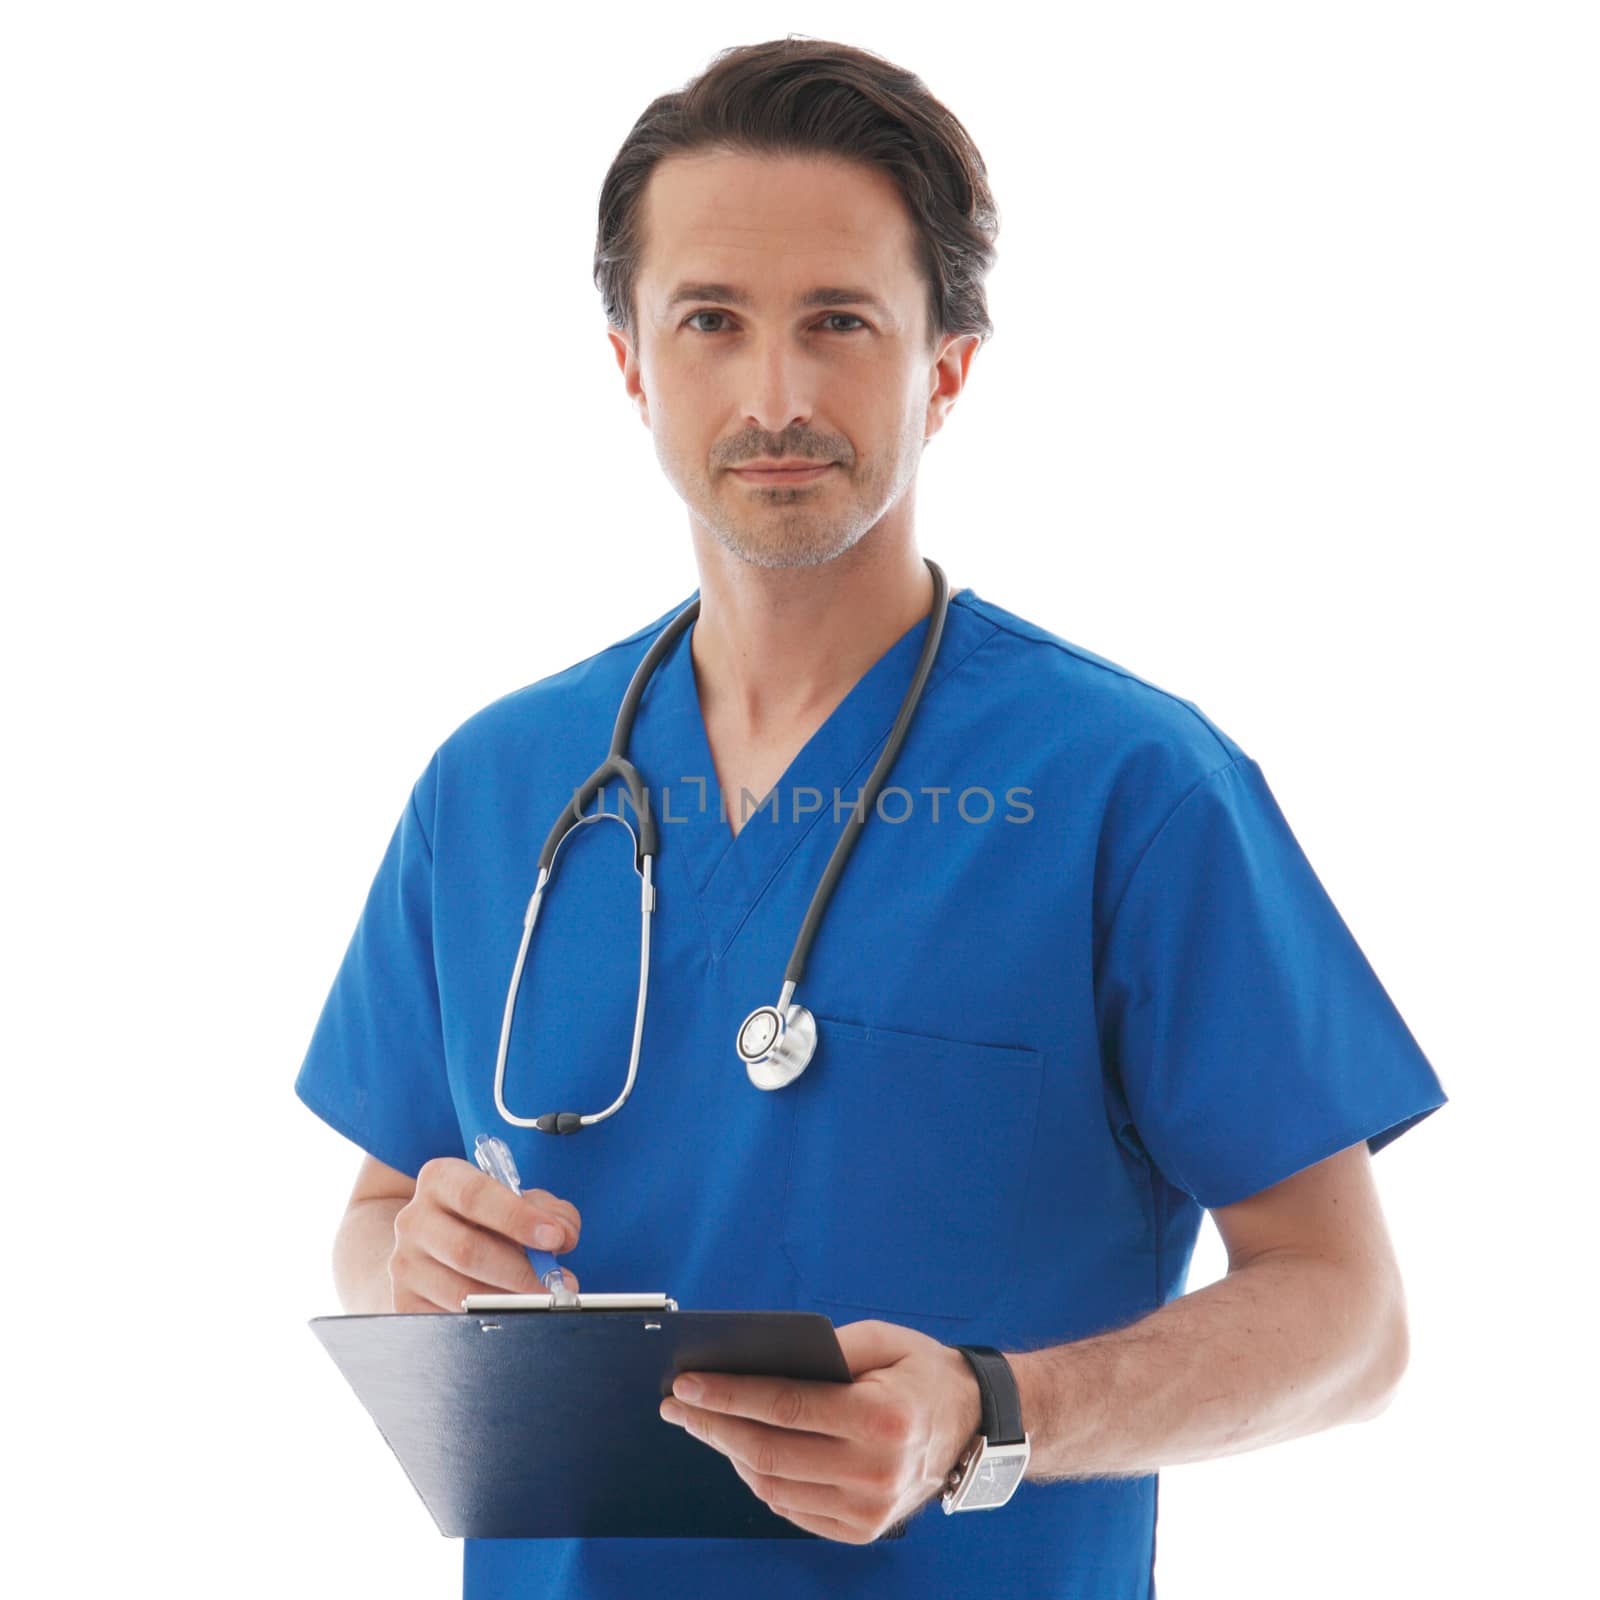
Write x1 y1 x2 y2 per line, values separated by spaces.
663 282 894 319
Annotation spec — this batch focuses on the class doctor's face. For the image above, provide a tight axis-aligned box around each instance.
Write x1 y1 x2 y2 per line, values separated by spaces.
609 148 972 570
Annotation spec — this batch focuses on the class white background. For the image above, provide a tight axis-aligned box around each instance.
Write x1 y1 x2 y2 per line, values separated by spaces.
4 3 1592 1595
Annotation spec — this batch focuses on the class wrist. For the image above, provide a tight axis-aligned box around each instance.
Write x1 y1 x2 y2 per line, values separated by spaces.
334 1196 405 1315
1008 1349 1043 1455
941 1345 1031 1512
1009 1343 1109 1477
934 1345 986 1504
946 1343 984 1444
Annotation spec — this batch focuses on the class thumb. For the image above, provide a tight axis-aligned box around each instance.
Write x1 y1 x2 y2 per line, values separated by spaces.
834 1318 926 1379
532 1262 579 1294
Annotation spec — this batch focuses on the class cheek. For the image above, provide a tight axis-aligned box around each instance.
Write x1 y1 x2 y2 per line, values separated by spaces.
646 416 713 488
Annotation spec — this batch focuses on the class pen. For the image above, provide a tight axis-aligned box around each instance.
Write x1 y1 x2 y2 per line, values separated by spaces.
473 1133 580 1306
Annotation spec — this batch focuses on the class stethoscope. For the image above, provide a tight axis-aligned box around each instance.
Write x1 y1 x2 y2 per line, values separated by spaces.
492 557 951 1135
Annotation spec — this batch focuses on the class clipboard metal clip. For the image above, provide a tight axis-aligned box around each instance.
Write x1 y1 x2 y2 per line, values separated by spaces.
460 1291 681 1314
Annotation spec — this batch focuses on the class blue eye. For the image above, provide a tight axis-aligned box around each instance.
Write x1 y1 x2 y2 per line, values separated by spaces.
684 311 868 334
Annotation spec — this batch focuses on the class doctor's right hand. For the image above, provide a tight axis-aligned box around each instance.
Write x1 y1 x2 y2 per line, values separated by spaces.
388 1156 582 1312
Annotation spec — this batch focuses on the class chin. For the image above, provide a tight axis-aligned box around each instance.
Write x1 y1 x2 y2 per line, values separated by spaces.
714 519 867 571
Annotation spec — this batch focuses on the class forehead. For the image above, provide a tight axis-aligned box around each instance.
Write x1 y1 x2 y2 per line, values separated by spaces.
637 149 920 318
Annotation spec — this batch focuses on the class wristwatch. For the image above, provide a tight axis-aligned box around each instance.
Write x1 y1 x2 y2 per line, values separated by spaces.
941 1345 1031 1513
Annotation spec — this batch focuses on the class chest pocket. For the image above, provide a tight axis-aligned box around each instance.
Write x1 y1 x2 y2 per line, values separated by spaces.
779 1015 1043 1324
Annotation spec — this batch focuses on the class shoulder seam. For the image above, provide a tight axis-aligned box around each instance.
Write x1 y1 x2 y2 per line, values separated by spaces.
408 776 436 863
1098 753 1255 962
960 599 1235 764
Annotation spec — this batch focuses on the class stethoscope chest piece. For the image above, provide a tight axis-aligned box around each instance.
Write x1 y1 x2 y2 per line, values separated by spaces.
737 1001 817 1090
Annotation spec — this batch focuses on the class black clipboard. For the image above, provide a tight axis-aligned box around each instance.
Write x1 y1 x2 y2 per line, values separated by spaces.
309 1297 893 1540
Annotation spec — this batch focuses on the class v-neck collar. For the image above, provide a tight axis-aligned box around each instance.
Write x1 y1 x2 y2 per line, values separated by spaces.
629 584 986 960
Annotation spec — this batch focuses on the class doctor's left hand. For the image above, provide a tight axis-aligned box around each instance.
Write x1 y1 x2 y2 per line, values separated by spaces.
659 1319 982 1544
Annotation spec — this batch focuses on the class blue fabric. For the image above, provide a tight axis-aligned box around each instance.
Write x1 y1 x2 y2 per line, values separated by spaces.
295 586 1447 1599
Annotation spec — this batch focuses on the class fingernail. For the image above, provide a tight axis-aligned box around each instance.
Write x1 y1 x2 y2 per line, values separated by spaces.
660 1400 685 1425
534 1225 563 1249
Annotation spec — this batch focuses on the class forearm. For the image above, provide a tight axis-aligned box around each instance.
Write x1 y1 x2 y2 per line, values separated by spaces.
1008 1252 1405 1482
332 1197 407 1314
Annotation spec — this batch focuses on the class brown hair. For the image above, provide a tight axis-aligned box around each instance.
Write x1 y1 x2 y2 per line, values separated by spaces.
593 36 1000 359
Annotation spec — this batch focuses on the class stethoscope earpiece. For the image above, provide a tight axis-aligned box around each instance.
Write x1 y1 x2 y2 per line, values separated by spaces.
736 1000 818 1091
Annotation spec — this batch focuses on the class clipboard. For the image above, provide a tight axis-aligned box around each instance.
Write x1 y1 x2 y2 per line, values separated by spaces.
309 1292 900 1541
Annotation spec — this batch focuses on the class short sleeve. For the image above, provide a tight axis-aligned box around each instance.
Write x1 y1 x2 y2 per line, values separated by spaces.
293 761 464 1181
1094 754 1447 1210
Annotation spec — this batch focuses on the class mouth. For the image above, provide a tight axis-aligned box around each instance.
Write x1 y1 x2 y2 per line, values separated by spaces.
731 463 835 485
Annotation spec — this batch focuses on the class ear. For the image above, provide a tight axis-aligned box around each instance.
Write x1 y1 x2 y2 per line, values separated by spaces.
607 326 650 429
924 333 981 442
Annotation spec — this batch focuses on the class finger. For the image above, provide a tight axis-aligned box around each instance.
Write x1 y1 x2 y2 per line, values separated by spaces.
778 1508 873 1545
453 1164 555 1246
760 1491 867 1545
394 1244 581 1312
422 1158 534 1243
428 1216 560 1293
663 1403 864 1491
669 1371 869 1442
429 1159 579 1251
391 1250 484 1313
834 1318 927 1378
728 1455 877 1530
519 1187 581 1244
395 1233 582 1308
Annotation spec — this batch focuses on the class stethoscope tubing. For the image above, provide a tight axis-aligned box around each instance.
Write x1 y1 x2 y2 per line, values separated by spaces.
495 557 949 1131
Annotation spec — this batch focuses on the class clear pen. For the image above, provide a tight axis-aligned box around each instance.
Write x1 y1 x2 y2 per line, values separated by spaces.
473 1133 580 1307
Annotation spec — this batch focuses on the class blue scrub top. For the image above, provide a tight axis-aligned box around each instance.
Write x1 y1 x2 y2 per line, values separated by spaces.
295 584 1448 1599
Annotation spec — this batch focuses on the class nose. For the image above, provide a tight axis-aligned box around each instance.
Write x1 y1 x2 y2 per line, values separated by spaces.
738 333 821 439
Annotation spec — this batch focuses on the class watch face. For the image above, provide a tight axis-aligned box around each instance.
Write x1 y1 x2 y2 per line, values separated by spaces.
943 1438 1030 1512
965 1450 1028 1506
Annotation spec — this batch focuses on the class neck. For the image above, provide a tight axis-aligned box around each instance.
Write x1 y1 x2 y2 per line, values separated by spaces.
687 533 934 738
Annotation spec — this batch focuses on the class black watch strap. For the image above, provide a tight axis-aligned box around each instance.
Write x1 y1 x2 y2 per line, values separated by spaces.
952 1345 1025 1445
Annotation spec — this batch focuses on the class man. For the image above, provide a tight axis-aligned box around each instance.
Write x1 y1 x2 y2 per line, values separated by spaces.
296 37 1447 1599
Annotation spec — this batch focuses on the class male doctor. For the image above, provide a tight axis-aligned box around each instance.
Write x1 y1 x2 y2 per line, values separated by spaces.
296 36 1447 1600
